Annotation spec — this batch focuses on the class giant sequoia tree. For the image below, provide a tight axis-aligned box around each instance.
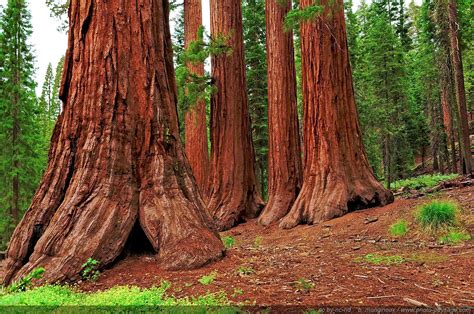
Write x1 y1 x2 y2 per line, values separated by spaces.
208 0 264 231
183 0 210 196
1 0 223 285
258 0 302 226
279 0 394 228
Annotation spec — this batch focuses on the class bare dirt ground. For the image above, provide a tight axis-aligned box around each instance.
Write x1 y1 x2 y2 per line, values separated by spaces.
81 186 474 308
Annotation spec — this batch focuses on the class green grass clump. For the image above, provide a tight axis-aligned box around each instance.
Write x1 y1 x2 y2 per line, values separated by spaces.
438 231 471 245
416 201 458 230
294 278 315 292
356 254 405 265
236 266 254 276
0 282 229 306
389 219 409 237
391 173 458 191
221 236 236 249
198 271 217 285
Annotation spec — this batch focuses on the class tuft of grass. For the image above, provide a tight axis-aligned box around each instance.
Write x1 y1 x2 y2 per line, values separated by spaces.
438 231 471 245
391 173 458 191
198 271 217 285
0 282 230 306
389 219 409 237
221 236 236 249
416 201 458 230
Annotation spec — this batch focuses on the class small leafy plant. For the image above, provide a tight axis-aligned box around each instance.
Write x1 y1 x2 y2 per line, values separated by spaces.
416 201 458 230
295 278 315 292
222 236 236 249
356 254 405 265
253 236 263 248
8 267 45 293
81 258 100 281
232 288 244 297
198 271 217 285
389 219 408 237
236 266 255 276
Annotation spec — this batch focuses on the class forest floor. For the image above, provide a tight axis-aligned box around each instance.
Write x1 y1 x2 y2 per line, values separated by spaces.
80 185 474 308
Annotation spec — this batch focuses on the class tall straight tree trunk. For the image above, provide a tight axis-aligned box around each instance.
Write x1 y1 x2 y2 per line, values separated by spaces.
448 0 473 174
208 0 264 231
258 0 302 226
279 0 394 229
184 0 210 197
1 0 223 286
11 74 20 224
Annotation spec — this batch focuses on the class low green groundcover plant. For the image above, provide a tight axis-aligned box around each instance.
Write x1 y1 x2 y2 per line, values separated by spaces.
416 200 458 230
389 219 408 237
390 173 458 191
0 282 229 306
439 231 471 245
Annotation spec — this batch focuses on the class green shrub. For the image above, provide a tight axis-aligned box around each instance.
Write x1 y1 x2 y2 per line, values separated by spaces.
81 258 100 281
416 201 458 230
198 271 217 285
8 267 45 293
391 174 458 191
439 231 471 245
389 219 408 237
222 236 235 249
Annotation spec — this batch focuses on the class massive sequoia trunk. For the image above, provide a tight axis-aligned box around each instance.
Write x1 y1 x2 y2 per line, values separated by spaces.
184 0 210 196
447 0 473 174
1 0 223 286
279 0 394 229
258 0 302 226
208 0 264 231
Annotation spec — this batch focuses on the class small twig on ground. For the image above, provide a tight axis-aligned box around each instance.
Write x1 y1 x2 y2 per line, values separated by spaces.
414 283 440 293
354 275 368 279
403 297 429 307
367 295 397 299
377 277 386 284
446 287 474 295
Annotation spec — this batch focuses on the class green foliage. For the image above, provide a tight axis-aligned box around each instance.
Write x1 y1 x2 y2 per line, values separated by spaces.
284 4 324 30
389 219 409 237
222 236 236 249
390 173 458 191
198 271 217 285
438 231 471 245
0 282 230 306
7 267 45 293
45 0 69 31
81 258 100 282
416 200 458 230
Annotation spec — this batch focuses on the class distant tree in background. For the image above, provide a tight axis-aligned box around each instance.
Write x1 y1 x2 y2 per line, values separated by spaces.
0 0 45 249
242 0 269 198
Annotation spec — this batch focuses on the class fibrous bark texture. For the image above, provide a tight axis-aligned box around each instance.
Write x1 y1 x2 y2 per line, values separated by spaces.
208 0 264 231
279 0 394 229
447 0 473 174
184 0 210 196
258 0 302 226
1 0 223 286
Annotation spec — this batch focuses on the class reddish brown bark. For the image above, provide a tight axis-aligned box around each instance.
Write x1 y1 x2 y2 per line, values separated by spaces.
184 0 210 196
258 0 302 226
1 0 223 286
448 0 473 174
208 0 264 231
279 0 394 229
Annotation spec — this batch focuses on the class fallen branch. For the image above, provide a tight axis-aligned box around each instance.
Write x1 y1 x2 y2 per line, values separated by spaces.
368 295 397 299
414 283 440 293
